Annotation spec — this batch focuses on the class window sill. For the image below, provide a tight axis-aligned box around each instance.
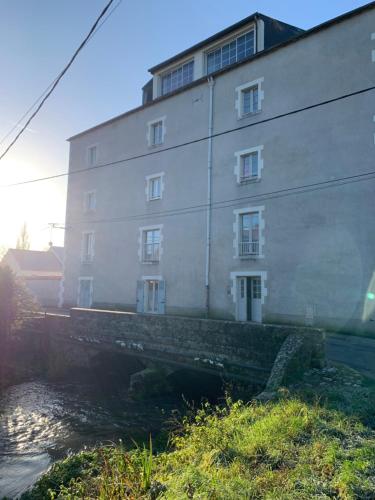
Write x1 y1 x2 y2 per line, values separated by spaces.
148 197 162 201
81 258 94 264
238 110 262 120
238 254 261 260
238 177 260 185
142 260 160 264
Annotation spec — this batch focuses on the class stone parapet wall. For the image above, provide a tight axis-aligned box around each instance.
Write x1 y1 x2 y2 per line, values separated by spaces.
40 309 324 384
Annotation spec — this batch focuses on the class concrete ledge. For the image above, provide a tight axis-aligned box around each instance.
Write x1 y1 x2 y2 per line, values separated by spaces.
17 309 325 386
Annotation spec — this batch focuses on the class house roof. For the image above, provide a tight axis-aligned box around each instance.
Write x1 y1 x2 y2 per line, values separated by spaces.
49 246 64 263
67 1 375 142
148 13 303 74
4 248 63 273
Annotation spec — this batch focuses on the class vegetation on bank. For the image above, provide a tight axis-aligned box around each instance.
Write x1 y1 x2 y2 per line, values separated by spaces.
0 266 39 389
21 365 375 500
0 266 38 338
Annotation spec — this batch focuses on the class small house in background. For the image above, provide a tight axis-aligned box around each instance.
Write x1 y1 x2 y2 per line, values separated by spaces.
1 247 63 308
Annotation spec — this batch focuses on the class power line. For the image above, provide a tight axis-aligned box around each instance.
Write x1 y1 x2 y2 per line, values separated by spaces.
0 83 57 148
0 0 122 148
1 83 374 188
65 169 375 228
0 0 116 162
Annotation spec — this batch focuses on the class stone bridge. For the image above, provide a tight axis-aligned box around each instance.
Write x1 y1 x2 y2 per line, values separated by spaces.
20 308 325 394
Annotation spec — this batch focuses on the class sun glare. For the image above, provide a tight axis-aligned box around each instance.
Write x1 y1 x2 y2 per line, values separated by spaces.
0 157 66 250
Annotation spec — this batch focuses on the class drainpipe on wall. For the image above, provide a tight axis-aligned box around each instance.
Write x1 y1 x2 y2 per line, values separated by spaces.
205 76 215 318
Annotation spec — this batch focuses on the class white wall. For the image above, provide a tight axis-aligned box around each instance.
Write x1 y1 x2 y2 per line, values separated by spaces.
63 8 375 333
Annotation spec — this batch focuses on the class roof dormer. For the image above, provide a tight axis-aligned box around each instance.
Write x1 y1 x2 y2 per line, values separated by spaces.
147 13 303 100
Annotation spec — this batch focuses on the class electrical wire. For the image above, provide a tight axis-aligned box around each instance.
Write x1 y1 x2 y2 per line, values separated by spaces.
1 83 374 188
0 0 116 161
1 43 374 233
0 0 122 148
64 169 375 228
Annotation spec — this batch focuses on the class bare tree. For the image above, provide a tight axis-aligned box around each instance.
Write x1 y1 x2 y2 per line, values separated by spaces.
16 222 31 250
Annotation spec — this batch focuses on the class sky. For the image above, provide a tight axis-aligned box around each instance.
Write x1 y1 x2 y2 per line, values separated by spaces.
0 0 368 251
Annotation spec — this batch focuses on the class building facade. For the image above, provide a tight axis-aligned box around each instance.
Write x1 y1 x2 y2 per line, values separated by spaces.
63 4 375 335
1 247 63 308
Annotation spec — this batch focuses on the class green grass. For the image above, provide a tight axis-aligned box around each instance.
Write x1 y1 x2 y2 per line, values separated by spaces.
156 398 375 499
22 365 375 500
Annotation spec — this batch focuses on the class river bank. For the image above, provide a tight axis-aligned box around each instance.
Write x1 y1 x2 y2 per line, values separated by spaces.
0 378 185 499
20 364 375 499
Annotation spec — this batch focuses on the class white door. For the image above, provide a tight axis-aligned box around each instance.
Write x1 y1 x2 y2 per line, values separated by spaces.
236 276 262 323
145 280 159 313
250 277 262 323
78 279 92 308
237 277 247 321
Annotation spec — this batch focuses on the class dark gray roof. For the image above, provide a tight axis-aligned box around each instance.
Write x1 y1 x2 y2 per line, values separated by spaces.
6 249 62 272
148 13 303 73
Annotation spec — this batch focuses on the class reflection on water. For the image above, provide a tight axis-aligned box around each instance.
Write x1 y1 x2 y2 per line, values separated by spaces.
0 380 180 498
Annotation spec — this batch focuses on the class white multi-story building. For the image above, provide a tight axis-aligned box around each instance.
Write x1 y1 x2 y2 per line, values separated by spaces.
63 4 375 335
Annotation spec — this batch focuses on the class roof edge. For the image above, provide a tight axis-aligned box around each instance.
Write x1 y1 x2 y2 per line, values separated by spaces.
67 1 375 142
148 12 260 73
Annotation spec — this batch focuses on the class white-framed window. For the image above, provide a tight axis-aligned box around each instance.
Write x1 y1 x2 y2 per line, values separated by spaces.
162 60 194 95
136 276 166 314
234 146 263 183
147 117 166 147
241 153 258 181
84 190 96 212
206 29 255 74
233 206 265 259
150 177 161 199
146 172 164 201
152 122 163 145
139 225 163 263
81 231 95 262
239 212 259 256
143 229 160 262
243 86 259 114
235 78 264 119
87 145 97 166
77 277 93 308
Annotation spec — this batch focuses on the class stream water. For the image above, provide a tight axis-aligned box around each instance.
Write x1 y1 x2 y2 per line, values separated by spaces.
0 379 183 498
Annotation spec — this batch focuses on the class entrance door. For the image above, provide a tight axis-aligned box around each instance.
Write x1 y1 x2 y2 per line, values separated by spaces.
145 280 159 313
136 280 166 314
237 277 247 321
236 276 262 322
78 279 92 308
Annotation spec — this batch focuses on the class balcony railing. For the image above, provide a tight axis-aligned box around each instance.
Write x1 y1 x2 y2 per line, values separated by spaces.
143 243 160 262
81 253 94 263
240 174 258 183
239 241 259 256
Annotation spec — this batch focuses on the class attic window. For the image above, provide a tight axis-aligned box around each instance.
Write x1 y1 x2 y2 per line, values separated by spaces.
147 117 166 147
87 145 97 166
206 29 255 74
161 60 194 95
